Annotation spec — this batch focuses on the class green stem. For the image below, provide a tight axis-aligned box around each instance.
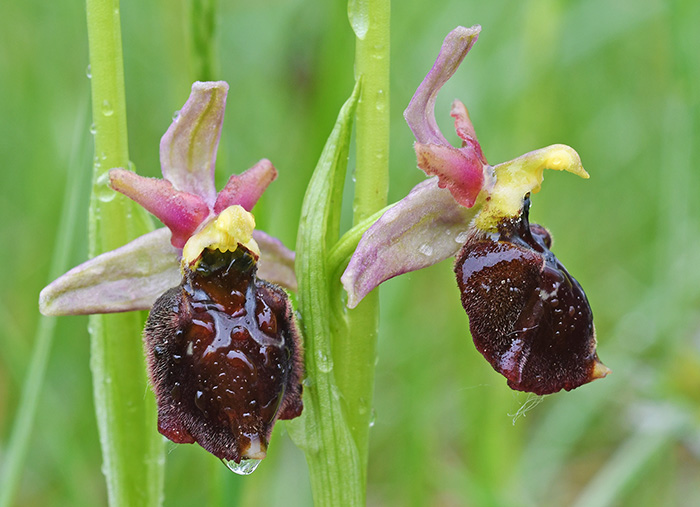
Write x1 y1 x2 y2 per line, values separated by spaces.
188 0 218 81
338 0 390 484
85 1 163 505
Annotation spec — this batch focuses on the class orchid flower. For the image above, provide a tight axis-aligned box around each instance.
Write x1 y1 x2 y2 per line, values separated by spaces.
39 81 303 468
342 26 609 395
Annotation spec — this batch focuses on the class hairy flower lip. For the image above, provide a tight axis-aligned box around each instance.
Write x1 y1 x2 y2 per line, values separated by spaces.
145 246 303 463
455 204 609 394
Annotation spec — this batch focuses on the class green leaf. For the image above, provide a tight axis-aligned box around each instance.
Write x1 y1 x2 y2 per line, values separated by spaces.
287 79 362 506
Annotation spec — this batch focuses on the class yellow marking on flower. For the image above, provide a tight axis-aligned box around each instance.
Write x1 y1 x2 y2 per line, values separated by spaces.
475 144 588 231
182 205 260 266
591 360 612 380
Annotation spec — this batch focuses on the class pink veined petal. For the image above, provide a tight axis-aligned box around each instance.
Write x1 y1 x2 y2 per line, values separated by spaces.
39 228 181 316
341 177 477 308
404 25 481 146
451 99 487 165
214 159 278 214
160 81 229 205
109 168 210 248
253 230 297 292
414 143 484 208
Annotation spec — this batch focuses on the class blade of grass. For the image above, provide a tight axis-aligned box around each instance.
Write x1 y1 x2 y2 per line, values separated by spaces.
0 100 90 507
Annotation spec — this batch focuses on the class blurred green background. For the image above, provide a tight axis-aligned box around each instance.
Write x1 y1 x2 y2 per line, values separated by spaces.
1 0 699 505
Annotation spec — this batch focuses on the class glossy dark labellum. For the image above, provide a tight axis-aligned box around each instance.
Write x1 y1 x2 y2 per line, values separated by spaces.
454 198 607 395
144 247 303 462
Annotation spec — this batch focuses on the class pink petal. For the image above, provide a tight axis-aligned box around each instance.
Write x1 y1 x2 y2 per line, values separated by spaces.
451 100 487 164
414 143 484 208
39 228 181 315
404 26 481 145
214 159 278 214
253 230 297 292
160 81 229 205
109 169 210 248
341 178 477 308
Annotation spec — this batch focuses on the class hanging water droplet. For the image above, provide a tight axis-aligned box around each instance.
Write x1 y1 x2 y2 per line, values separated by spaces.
86 64 92 79
223 457 262 475
89 123 97 135
369 408 376 428
101 100 114 117
172 110 181 122
455 230 469 244
418 243 433 256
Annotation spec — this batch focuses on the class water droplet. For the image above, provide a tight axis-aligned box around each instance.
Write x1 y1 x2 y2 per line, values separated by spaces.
369 408 376 428
195 390 206 411
101 100 114 117
223 458 262 475
316 350 333 373
94 171 116 202
418 244 433 256
172 110 180 122
89 123 97 135
86 64 92 79
358 397 368 415
455 231 469 243
348 0 369 39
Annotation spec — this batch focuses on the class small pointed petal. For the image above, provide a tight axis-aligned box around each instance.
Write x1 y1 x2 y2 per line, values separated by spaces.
404 25 481 145
214 159 278 214
342 178 477 308
451 100 487 164
39 228 181 315
253 230 297 292
160 81 229 204
109 168 210 248
475 144 588 230
415 142 484 208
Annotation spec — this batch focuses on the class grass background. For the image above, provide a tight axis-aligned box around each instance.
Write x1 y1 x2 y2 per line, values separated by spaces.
1 0 699 505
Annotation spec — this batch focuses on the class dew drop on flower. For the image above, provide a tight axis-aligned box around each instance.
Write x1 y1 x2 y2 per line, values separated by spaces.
455 230 469 243
418 243 433 256
172 110 180 122
223 457 262 476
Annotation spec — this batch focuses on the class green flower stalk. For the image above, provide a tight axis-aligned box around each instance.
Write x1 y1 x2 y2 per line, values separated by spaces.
85 0 163 504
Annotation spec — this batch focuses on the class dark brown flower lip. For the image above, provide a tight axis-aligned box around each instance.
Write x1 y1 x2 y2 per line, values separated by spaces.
455 198 609 395
144 246 303 462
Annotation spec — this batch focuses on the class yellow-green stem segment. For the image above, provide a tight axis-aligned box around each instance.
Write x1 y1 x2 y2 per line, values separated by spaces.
340 0 390 493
